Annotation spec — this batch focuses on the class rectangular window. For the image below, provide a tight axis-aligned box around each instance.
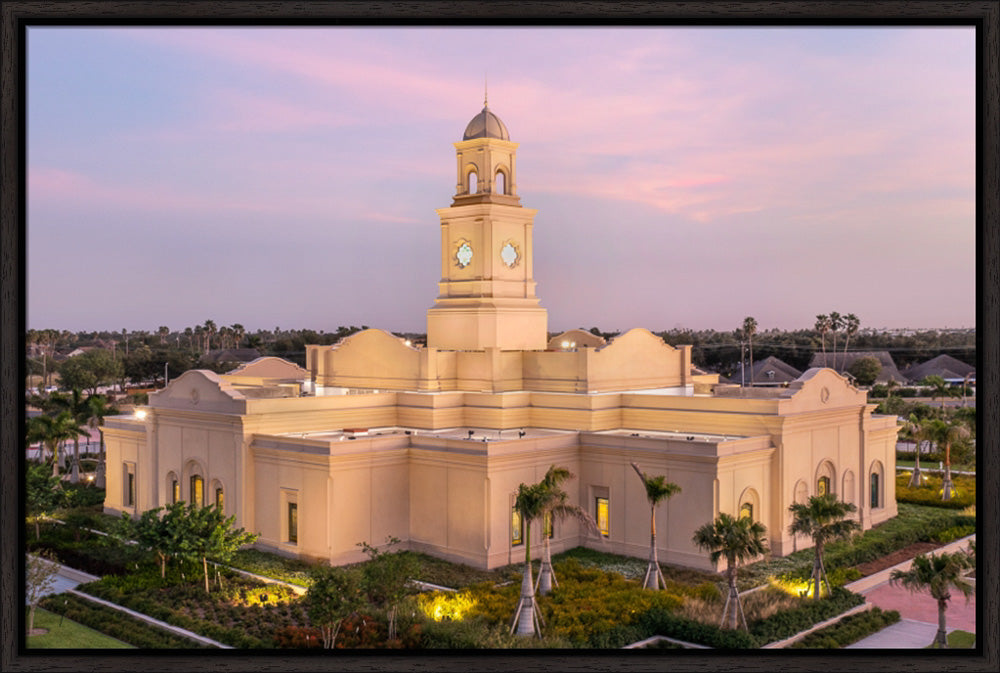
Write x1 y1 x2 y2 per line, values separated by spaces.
124 464 135 507
870 474 880 509
596 497 610 537
288 502 298 544
215 487 224 511
190 475 204 506
171 480 180 504
818 476 830 496
511 506 523 546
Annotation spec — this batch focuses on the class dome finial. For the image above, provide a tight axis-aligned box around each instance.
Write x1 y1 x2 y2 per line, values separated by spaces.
484 73 488 108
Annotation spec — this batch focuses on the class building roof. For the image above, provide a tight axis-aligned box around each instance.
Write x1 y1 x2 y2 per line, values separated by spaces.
902 354 976 383
463 104 510 140
806 350 907 384
745 356 802 385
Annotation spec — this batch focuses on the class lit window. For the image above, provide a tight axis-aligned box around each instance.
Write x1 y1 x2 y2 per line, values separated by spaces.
544 511 554 539
171 479 179 504
739 502 753 521
870 473 880 509
288 502 298 544
511 506 523 546
190 475 204 506
817 476 830 497
596 497 610 537
215 487 224 511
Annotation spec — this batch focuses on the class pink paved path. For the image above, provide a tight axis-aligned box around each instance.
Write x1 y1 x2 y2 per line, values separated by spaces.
862 580 976 632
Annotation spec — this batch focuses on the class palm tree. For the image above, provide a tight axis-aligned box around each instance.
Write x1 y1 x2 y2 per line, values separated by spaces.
787 493 859 601
921 375 950 416
87 395 113 488
828 312 843 371
158 325 169 344
231 323 245 348
509 481 548 637
692 512 768 630
742 316 758 387
203 320 217 353
923 419 970 501
842 313 860 369
27 411 88 478
890 551 974 648
534 465 596 596
631 462 681 590
903 414 926 487
815 315 831 367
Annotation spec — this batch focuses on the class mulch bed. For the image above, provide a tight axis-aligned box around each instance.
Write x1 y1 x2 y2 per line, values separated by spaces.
852 542 941 576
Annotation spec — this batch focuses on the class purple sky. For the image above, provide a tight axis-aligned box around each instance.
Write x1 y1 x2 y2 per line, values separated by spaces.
27 27 976 335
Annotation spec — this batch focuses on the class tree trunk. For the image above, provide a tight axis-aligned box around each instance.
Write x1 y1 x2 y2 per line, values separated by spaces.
160 553 167 578
909 438 923 487
813 542 824 600
203 557 210 593
511 527 541 637
70 438 80 484
936 598 949 648
644 505 665 590
28 605 37 634
96 434 106 488
50 442 60 478
536 532 555 595
727 565 739 630
942 441 954 500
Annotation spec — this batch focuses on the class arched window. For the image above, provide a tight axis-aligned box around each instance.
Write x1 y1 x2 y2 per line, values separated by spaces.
738 486 760 523
869 460 885 509
815 460 836 497
495 169 506 195
817 476 831 496
190 474 204 506
468 171 478 194
215 486 224 511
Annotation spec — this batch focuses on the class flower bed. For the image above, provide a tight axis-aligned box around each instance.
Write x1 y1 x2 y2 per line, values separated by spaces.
895 473 976 509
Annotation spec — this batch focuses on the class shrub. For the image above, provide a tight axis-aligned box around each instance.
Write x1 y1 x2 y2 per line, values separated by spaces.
39 594 209 648
895 473 976 509
747 587 865 645
790 607 901 648
636 607 759 648
933 525 976 544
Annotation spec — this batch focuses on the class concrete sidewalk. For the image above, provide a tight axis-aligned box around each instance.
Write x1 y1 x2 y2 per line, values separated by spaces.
846 618 940 649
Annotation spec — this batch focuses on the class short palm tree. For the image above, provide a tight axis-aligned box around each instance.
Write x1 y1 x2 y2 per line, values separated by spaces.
890 551 974 648
902 414 926 487
534 465 596 596
27 410 88 478
631 462 681 590
87 395 113 488
787 493 859 601
692 512 768 630
923 419 970 501
510 481 548 637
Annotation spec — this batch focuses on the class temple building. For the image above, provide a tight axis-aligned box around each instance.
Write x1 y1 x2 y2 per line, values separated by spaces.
102 101 899 571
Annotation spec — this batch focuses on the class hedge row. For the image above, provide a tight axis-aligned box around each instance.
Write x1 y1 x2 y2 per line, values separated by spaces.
637 607 759 648
38 593 210 649
789 607 901 649
895 473 976 509
747 587 866 645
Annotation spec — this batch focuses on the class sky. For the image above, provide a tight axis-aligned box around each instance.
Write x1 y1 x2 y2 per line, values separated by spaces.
26 26 977 335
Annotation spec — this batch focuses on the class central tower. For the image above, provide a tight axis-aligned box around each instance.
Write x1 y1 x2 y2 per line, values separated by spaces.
426 101 548 350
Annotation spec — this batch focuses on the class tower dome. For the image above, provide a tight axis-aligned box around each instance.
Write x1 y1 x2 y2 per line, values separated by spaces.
463 104 510 141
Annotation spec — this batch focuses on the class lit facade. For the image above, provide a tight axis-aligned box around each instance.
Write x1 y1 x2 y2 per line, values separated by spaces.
102 103 898 571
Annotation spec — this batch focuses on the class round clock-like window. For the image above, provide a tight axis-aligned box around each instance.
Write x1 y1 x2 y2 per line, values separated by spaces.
500 241 519 268
456 241 473 268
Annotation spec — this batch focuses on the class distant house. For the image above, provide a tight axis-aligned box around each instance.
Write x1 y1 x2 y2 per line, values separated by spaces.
807 351 907 385
902 354 975 385
199 348 261 367
742 356 802 386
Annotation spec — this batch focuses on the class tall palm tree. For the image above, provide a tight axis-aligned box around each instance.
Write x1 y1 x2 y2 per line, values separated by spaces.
815 315 831 367
534 465 596 596
631 463 681 590
787 493 859 601
903 414 926 487
742 316 758 387
509 481 548 637
921 375 950 417
87 395 113 488
923 419 970 501
842 313 860 369
828 312 843 371
231 323 245 348
158 325 169 345
692 512 768 630
204 320 217 354
27 411 88 478
890 551 974 648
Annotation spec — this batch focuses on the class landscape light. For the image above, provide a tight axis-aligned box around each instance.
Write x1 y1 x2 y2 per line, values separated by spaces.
134 409 148 420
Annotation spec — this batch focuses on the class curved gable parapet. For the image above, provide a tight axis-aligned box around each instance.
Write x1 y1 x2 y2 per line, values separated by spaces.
784 367 866 409
547 329 606 350
597 327 678 353
149 369 247 412
331 328 418 354
226 356 310 380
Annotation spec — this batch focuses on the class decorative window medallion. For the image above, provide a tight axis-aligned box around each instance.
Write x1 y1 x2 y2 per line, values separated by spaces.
500 241 520 268
455 240 473 268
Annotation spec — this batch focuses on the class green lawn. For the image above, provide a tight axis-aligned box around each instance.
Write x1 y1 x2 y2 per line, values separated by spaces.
27 607 135 649
924 630 976 649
